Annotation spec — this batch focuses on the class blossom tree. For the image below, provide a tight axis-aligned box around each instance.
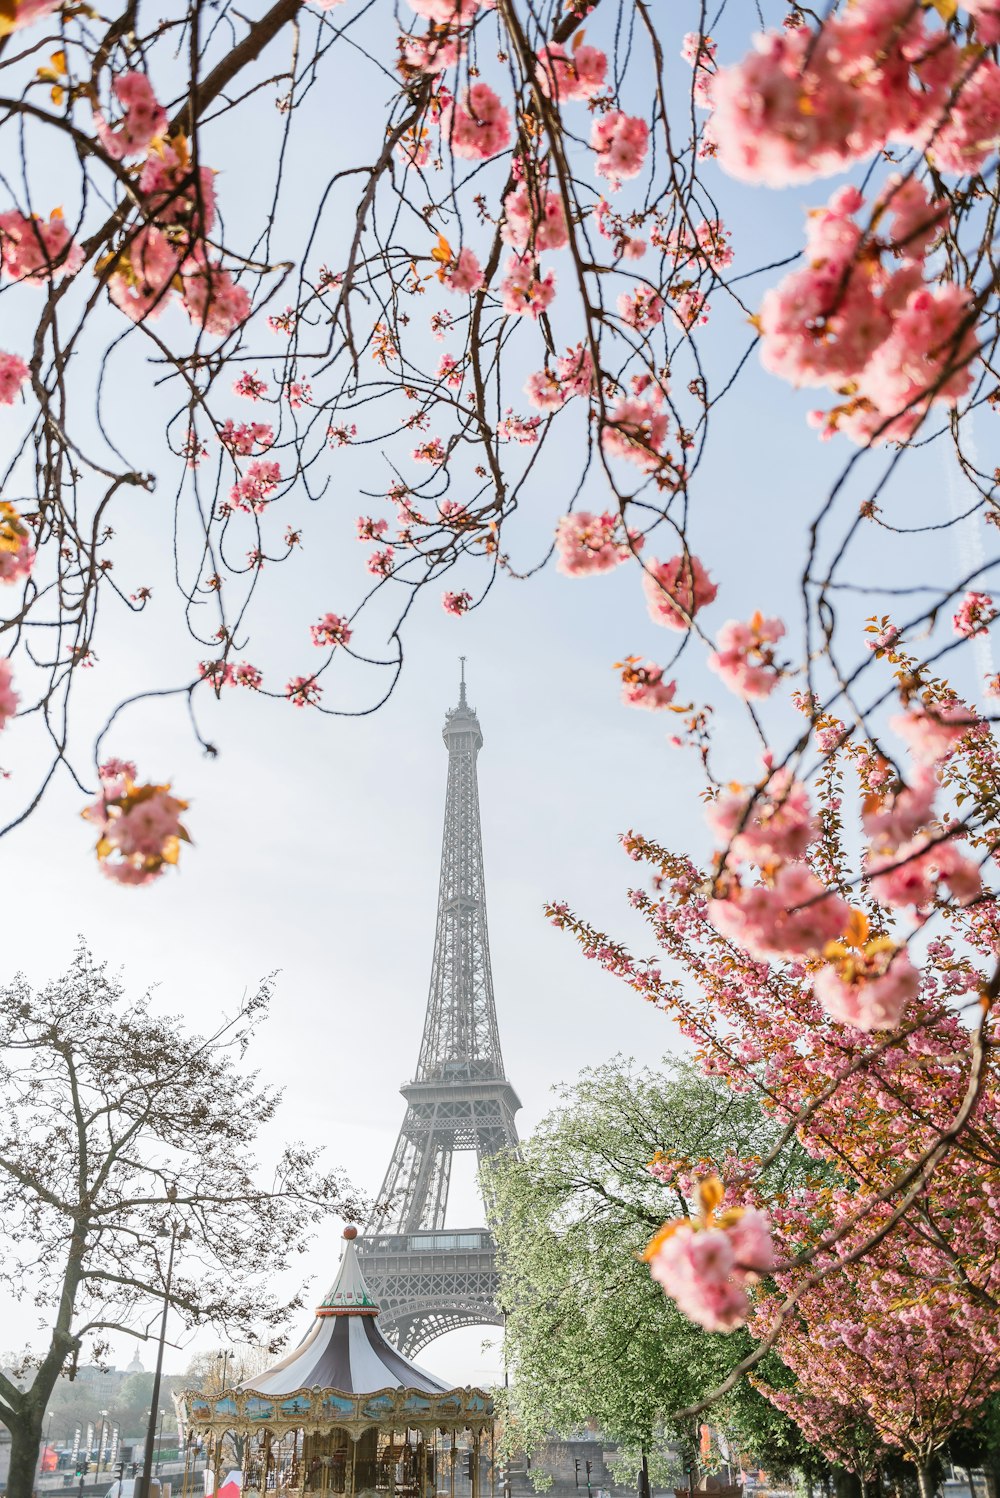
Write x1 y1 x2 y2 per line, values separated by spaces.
0 0 995 891
546 642 1000 1488
0 942 364 1498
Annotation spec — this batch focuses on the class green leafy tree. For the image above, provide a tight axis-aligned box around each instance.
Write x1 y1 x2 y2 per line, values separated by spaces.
487 1056 825 1488
0 943 364 1498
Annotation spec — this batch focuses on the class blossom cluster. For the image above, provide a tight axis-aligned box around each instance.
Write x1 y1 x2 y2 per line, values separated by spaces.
96 95 249 336
708 1 1000 186
82 761 190 886
644 1175 774 1332
0 502 35 586
757 180 977 444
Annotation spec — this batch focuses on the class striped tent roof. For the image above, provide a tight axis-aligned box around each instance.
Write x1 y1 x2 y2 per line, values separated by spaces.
242 1229 450 1398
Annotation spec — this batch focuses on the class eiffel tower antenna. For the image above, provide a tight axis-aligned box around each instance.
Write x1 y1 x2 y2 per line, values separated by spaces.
359 672 520 1355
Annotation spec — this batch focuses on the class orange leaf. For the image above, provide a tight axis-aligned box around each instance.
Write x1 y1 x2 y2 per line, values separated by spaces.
642 1218 687 1261
844 908 869 948
697 1174 725 1218
430 233 453 265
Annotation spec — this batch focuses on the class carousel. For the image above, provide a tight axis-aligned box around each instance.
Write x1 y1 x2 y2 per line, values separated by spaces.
179 1228 494 1498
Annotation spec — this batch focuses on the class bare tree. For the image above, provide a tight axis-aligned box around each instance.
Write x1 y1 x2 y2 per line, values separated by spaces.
0 941 364 1498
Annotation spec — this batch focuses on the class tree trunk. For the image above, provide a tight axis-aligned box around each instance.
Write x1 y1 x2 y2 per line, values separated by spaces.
984 1453 1000 1498
833 1468 862 1498
7 1411 45 1498
917 1466 936 1498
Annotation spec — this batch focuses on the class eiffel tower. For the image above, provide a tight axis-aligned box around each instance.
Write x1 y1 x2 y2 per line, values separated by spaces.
358 665 521 1356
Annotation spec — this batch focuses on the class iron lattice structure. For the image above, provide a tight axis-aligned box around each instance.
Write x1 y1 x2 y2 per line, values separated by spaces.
359 671 520 1356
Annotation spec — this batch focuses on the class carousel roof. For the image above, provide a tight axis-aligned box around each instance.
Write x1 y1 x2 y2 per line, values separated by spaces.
241 1228 450 1398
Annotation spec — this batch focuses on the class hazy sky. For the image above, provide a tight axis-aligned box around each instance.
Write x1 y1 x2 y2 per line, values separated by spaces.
0 0 996 1395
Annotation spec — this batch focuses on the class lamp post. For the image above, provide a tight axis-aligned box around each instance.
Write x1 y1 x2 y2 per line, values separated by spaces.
137 1216 190 1498
216 1351 230 1393
155 1410 165 1474
35 1411 55 1487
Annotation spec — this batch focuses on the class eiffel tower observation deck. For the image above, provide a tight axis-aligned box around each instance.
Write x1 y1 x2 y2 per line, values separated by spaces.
358 665 521 1356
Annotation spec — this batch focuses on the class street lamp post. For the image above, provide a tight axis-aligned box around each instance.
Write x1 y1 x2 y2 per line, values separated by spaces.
137 1216 190 1498
216 1351 230 1393
155 1410 165 1474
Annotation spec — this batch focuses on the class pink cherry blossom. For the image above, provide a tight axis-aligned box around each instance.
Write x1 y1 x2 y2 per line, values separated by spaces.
502 185 569 252
535 42 608 102
83 768 190 886
399 31 466 75
94 72 168 161
286 675 322 707
311 612 352 648
235 662 263 689
647 1225 748 1331
966 0 1000 42
407 0 479 23
107 226 180 322
182 264 251 336
645 1194 773 1334
500 255 556 319
643 554 717 631
661 216 733 271
927 61 1000 175
449 84 511 160
591 112 649 186
673 289 710 330
219 420 274 456
0 543 34 586
234 371 268 400
442 589 472 615
862 766 937 852
617 287 664 333
413 437 446 464
112 794 184 855
953 590 996 639
139 143 216 234
707 8 932 188
708 863 850 962
555 511 639 576
442 246 484 294
0 659 17 729
708 613 785 700
890 702 978 764
619 660 677 711
707 770 816 867
228 460 281 514
601 391 669 472
199 659 236 690
728 1206 774 1273
0 210 83 284
356 515 389 542
813 945 920 1031
868 835 982 909
0 0 61 33
0 351 29 405
525 344 594 410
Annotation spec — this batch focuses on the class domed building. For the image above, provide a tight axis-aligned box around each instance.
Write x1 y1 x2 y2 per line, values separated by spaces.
180 1229 494 1498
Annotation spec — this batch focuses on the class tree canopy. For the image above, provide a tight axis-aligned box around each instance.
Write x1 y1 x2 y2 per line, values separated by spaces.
487 1055 820 1485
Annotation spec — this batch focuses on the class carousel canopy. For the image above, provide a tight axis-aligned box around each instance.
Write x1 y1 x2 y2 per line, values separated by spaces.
242 1228 451 1398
